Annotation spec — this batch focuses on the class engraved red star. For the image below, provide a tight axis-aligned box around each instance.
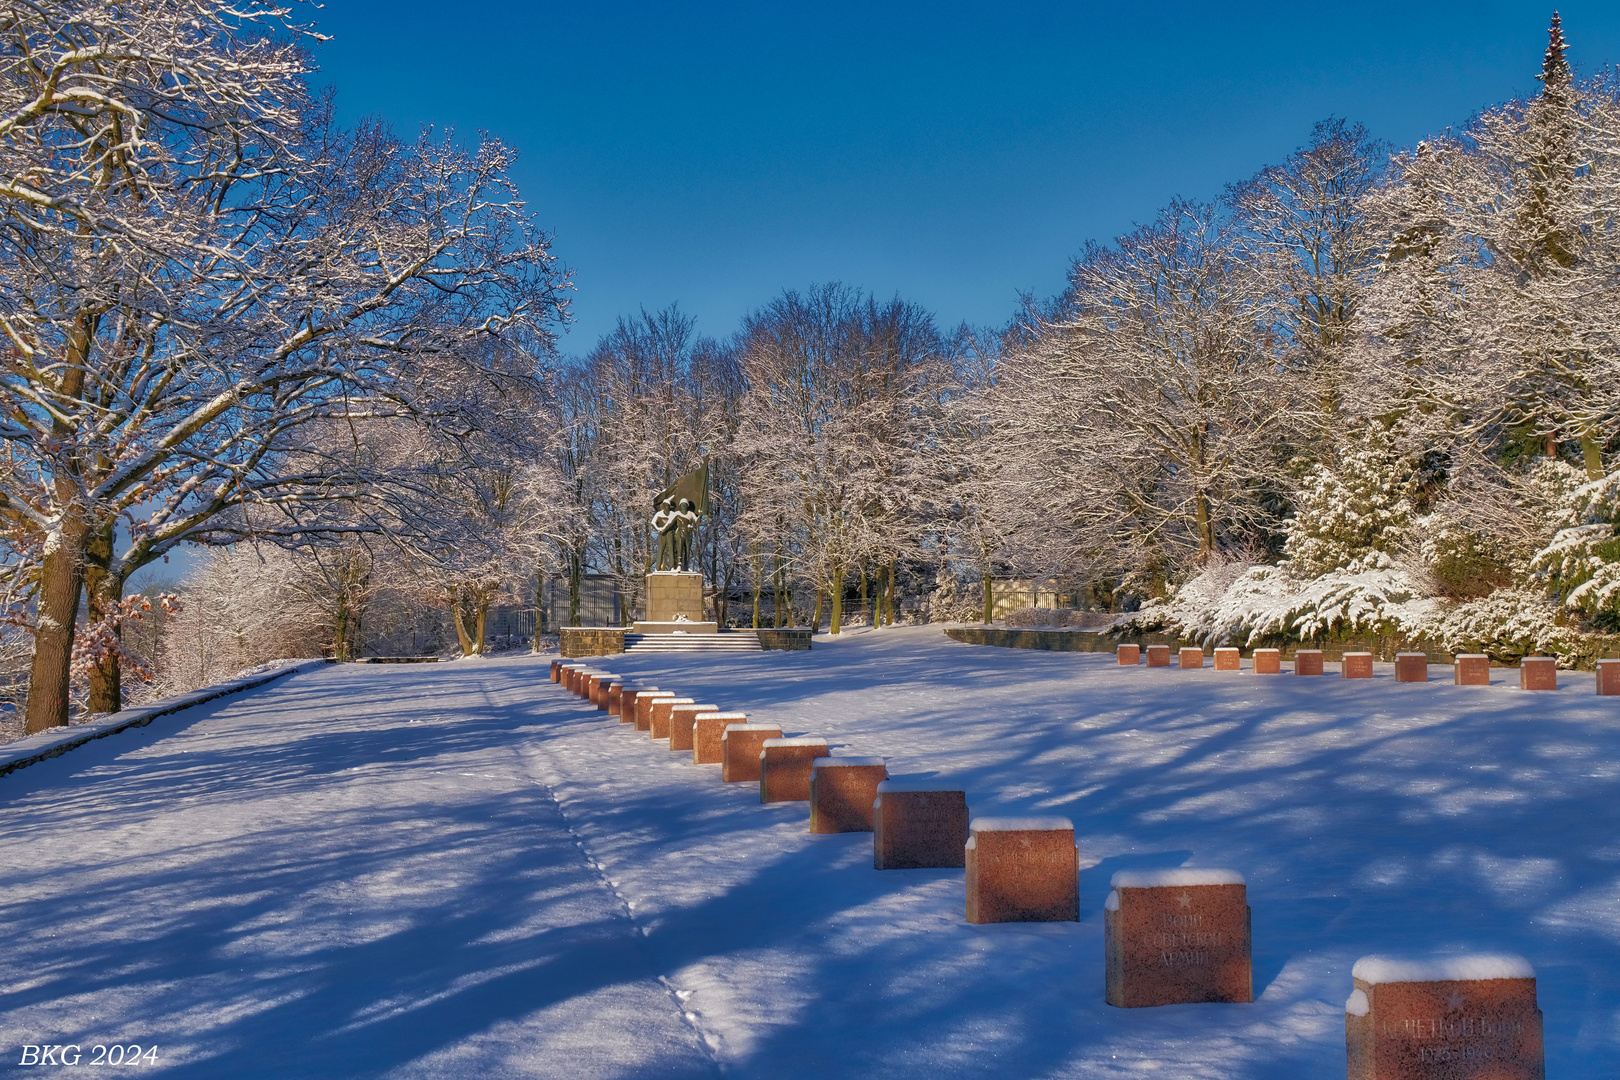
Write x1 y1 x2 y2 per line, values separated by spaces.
1446 991 1466 1011
1177 891 1192 909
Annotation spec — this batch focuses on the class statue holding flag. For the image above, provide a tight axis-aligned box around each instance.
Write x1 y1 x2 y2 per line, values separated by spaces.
652 459 709 572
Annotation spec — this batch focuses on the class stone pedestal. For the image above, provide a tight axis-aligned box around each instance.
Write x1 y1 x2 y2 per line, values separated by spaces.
1345 954 1543 1080
669 704 718 752
965 817 1078 924
1454 656 1489 686
635 690 675 731
693 712 746 764
1117 644 1140 665
1146 645 1171 668
721 724 782 782
809 757 888 833
1214 647 1240 671
1254 649 1281 674
1598 658 1620 696
1519 657 1556 691
1296 650 1324 676
759 738 829 801
873 782 970 869
550 660 563 682
649 697 694 740
1104 869 1252 1008
1344 652 1374 679
635 571 707 633
1179 647 1203 669
1395 653 1428 683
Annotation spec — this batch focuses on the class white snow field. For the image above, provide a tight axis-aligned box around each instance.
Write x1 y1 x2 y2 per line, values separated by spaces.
3 626 1618 1078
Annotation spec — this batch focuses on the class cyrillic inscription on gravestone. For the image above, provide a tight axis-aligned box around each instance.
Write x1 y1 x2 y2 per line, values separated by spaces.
1105 869 1252 1008
1345 954 1543 1080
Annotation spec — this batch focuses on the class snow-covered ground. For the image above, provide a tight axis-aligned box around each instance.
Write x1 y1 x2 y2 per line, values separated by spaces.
2 626 1617 1077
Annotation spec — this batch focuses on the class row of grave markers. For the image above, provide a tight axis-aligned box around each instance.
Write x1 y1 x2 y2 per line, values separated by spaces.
1120 642 1620 693
550 658 1546 1080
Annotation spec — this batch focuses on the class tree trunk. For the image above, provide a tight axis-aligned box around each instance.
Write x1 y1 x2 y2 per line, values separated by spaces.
567 544 583 627
981 569 993 624
815 586 826 634
84 519 123 714
1194 490 1215 559
859 565 868 628
1581 432 1605 480
26 512 90 733
886 554 897 626
831 565 845 635
532 563 545 650
474 598 489 653
451 600 476 657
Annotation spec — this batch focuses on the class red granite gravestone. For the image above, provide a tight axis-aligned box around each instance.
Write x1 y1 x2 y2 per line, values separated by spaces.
721 724 783 782
1104 869 1252 1008
1253 648 1281 674
1454 655 1489 687
1296 650 1324 676
1597 659 1620 696
808 758 888 833
1146 645 1171 668
1395 653 1428 683
668 704 718 752
1214 647 1240 671
606 682 624 716
1179 647 1203 669
617 686 656 724
965 817 1078 924
873 781 969 869
693 712 746 764
564 666 581 693
1519 657 1556 691
759 737 829 801
596 677 620 710
635 690 676 731
1343 653 1374 679
1117 644 1141 665
1345 954 1543 1080
649 697 694 740
550 660 562 682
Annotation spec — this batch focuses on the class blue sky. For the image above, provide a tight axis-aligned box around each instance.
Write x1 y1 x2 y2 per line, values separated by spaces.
309 2 1620 352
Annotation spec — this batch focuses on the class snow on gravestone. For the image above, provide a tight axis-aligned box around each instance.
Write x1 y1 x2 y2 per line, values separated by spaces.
1214 647 1240 671
1254 648 1281 674
1179 647 1203 669
1345 954 1543 1080
1343 653 1374 679
1104 869 1252 1008
809 757 888 833
1296 649 1325 676
721 724 782 782
759 737 828 801
965 817 1079 924
1117 644 1140 665
693 712 746 764
649 698 694 740
873 780 969 869
1146 645 1171 668
635 691 676 732
668 704 718 752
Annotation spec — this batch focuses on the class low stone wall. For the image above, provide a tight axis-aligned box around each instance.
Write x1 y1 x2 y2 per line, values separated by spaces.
560 627 626 658
943 627 1457 664
756 628 814 651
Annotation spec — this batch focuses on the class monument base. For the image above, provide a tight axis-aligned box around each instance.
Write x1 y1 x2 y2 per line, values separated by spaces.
632 620 719 634
646 571 706 623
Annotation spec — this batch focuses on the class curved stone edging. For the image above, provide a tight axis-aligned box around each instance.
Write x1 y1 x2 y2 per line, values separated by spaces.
0 660 330 779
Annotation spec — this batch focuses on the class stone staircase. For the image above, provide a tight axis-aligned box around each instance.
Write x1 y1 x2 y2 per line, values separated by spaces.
623 631 765 653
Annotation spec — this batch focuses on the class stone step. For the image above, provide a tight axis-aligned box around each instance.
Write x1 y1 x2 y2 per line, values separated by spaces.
624 632 764 653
